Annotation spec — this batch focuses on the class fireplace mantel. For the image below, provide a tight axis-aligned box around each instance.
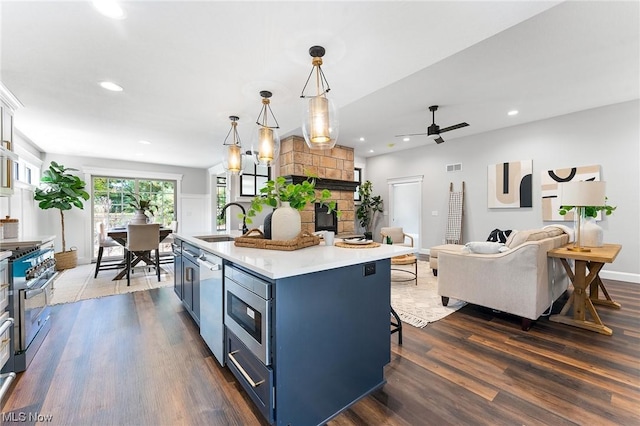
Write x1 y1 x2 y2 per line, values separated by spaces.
282 175 359 192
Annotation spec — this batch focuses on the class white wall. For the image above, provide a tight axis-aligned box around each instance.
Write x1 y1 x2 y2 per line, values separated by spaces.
6 151 211 265
365 100 639 280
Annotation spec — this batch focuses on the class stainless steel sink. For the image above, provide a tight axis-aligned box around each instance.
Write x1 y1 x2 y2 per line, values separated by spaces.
194 235 234 243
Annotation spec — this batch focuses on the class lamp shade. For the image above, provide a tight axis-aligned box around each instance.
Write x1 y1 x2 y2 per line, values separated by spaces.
560 181 606 206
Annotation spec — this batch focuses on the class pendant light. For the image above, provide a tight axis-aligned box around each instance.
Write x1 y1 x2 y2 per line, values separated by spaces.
300 45 339 150
222 115 243 175
251 90 280 166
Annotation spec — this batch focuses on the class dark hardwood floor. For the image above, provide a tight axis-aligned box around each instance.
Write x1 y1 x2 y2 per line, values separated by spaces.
1 279 638 425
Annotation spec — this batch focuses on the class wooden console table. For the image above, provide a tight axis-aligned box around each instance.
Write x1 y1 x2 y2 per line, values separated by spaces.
547 243 622 335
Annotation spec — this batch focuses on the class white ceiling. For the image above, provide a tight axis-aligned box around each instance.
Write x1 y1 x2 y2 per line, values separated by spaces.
1 1 638 169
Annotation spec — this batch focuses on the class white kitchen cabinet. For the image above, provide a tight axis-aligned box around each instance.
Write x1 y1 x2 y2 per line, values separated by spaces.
0 82 22 197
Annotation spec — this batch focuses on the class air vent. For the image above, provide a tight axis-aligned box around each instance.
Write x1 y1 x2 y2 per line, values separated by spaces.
446 163 462 172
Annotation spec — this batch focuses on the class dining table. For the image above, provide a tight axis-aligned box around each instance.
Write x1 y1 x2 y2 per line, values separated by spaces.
107 227 173 281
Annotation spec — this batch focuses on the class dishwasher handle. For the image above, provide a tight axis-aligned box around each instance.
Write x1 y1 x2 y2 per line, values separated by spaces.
197 258 221 271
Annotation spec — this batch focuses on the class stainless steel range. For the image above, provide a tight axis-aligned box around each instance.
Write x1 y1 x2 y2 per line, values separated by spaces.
0 240 57 373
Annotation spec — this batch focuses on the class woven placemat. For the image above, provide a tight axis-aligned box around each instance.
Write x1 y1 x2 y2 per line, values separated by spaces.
335 241 381 249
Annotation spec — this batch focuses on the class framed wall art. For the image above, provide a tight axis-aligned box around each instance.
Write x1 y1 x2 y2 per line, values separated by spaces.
487 159 532 208
541 164 601 221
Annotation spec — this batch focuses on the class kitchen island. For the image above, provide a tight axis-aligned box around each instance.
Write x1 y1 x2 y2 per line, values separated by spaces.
173 233 413 425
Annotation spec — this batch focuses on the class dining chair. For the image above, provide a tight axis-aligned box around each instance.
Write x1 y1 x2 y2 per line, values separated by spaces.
159 220 178 264
94 222 122 278
125 223 161 286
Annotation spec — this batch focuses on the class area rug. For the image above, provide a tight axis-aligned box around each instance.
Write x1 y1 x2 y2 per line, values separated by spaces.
391 260 466 328
50 262 174 305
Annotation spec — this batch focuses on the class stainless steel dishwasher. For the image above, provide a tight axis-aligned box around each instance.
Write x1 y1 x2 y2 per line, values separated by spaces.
198 250 224 366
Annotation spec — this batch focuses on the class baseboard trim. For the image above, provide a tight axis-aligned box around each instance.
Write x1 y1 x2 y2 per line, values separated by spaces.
600 270 640 284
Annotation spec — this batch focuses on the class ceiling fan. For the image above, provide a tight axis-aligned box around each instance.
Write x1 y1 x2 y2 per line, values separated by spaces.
396 105 469 144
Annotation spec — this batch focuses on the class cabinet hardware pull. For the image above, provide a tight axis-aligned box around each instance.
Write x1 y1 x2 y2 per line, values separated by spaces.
0 284 9 289
228 350 265 388
0 318 13 337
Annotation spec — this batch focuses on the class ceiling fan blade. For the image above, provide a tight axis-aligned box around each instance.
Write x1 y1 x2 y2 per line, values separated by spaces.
394 132 428 137
439 122 469 133
434 136 445 144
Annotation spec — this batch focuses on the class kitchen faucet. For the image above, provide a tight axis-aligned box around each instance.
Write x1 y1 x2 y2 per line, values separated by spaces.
219 203 248 234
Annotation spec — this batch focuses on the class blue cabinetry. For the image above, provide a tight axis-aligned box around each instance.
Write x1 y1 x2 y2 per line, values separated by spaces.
224 258 391 425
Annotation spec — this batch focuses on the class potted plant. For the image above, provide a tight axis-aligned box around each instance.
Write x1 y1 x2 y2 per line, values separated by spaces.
559 197 616 247
34 161 90 270
356 180 383 240
244 175 340 240
126 192 157 224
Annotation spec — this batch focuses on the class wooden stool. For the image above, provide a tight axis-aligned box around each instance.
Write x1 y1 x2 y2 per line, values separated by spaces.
391 254 417 284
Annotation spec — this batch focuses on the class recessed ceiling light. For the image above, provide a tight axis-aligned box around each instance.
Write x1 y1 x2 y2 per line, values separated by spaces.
403 137 410 142
359 137 365 142
99 81 123 92
138 140 151 145
93 0 125 19
508 110 519 116
368 149 374 153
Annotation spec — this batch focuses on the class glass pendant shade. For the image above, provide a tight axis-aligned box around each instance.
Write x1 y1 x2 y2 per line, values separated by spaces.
303 95 339 149
222 115 243 175
253 125 280 166
224 144 242 175
300 45 338 150
251 90 280 167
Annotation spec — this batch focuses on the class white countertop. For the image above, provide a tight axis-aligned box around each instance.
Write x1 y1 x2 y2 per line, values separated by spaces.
175 233 415 280
0 235 56 250
0 251 11 261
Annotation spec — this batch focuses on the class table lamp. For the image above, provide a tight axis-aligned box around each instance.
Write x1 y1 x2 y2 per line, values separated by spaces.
560 180 606 252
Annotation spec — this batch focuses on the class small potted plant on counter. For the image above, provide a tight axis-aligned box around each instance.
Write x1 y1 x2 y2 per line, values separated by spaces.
34 161 90 270
356 180 383 240
244 175 340 241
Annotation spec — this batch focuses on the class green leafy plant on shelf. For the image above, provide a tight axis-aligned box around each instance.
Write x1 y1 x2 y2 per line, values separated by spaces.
559 197 617 218
244 175 340 224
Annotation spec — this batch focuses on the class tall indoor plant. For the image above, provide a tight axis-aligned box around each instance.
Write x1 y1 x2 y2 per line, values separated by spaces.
34 161 90 269
356 180 383 240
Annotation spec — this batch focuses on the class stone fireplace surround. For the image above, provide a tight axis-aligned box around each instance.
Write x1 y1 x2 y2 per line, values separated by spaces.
278 136 358 236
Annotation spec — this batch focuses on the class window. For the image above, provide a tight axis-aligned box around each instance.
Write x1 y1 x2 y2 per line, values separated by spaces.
92 176 176 258
240 161 270 197
354 167 362 201
216 176 227 230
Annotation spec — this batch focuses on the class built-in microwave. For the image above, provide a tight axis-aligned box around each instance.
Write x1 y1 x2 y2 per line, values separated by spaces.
224 265 271 366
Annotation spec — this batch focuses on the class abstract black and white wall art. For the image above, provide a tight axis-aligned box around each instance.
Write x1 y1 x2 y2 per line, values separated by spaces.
487 160 533 208
541 164 601 221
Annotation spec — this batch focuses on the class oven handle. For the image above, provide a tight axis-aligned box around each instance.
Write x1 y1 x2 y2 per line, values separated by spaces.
228 350 265 388
0 317 14 337
25 272 58 299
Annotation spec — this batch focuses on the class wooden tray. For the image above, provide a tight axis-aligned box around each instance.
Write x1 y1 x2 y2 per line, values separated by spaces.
234 229 320 251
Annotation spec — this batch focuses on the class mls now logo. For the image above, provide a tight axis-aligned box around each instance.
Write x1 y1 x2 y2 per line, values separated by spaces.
1 411 54 422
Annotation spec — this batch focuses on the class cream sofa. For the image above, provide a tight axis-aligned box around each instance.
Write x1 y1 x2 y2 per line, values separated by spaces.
437 226 570 330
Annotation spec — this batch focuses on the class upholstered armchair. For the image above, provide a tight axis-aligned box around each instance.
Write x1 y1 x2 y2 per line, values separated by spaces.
380 227 414 247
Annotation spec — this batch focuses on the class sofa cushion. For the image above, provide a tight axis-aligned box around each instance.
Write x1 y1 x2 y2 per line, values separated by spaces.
486 228 512 243
506 227 566 248
463 241 509 254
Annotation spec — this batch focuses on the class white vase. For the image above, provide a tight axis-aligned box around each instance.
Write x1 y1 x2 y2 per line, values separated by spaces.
271 202 301 241
130 209 149 225
580 216 604 247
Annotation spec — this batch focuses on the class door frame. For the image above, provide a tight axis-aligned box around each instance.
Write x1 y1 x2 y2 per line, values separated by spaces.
387 175 423 251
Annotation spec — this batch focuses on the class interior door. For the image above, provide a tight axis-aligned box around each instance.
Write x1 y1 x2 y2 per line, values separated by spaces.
389 176 423 250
